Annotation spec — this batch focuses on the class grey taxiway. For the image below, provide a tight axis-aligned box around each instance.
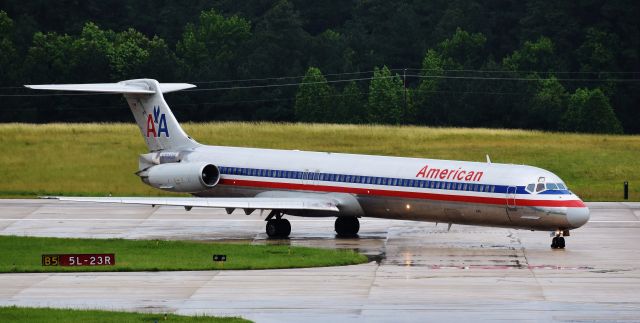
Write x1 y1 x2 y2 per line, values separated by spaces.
1 200 639 322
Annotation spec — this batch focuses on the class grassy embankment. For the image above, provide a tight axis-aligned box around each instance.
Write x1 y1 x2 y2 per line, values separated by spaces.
0 235 367 273
0 122 638 201
0 306 249 323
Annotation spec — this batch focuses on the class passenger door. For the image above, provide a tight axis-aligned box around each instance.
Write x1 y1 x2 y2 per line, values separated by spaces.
506 186 517 209
505 186 517 221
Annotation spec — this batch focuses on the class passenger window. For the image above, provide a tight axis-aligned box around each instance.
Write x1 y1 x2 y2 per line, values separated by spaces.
546 183 558 190
463 184 467 191
490 186 495 192
536 183 545 192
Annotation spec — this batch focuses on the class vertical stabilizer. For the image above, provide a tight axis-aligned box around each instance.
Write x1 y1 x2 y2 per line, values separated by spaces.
26 79 199 152
122 79 198 151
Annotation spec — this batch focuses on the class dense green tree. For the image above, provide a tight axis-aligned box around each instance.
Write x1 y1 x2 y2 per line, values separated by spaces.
294 67 333 122
337 81 365 124
561 88 623 134
438 28 487 69
502 37 557 72
109 28 177 80
428 28 492 127
0 0 638 132
413 49 445 125
367 66 405 124
529 77 567 130
309 29 354 74
23 32 78 83
0 11 17 85
176 9 251 80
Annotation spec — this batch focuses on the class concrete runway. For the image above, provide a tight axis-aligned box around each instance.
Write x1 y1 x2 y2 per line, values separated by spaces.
1 200 640 322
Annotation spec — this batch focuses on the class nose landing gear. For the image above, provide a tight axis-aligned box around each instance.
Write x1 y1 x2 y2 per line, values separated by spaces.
551 236 565 249
550 229 569 249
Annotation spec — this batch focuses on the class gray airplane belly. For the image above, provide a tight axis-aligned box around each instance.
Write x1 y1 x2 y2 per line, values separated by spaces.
196 185 567 230
357 196 567 231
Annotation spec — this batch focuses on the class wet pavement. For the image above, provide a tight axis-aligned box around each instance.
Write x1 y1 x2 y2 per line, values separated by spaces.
1 200 639 322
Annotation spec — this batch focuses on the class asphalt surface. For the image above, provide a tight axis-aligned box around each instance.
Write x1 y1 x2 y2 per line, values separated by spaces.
1 200 639 322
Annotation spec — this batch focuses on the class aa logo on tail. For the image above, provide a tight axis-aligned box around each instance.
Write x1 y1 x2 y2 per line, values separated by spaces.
146 106 169 137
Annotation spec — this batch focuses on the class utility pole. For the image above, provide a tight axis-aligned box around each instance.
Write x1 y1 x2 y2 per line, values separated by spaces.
403 68 407 116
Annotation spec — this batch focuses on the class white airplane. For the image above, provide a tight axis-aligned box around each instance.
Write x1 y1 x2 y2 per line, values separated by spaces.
27 79 589 249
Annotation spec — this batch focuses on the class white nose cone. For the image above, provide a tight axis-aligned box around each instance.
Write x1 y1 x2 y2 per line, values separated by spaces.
567 207 590 228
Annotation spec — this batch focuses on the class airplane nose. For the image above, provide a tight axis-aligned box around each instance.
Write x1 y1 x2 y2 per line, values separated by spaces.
566 207 590 228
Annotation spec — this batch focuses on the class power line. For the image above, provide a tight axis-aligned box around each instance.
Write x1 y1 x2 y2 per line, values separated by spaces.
191 70 385 84
0 86 531 112
2 72 638 97
184 75 399 92
414 74 640 82
406 68 640 75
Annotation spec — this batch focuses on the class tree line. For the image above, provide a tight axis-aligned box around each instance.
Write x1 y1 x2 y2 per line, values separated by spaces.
0 0 637 134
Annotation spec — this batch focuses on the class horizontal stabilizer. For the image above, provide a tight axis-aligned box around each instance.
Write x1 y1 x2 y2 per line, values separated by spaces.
45 196 340 212
25 80 195 94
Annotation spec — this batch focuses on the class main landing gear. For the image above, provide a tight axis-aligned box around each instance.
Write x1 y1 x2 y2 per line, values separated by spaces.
335 217 359 237
264 212 361 239
265 211 291 238
551 229 569 249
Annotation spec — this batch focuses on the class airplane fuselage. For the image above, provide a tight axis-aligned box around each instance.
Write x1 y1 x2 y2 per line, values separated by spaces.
165 144 589 232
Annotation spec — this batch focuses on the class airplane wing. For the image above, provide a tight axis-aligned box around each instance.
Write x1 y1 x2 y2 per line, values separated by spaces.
44 196 340 213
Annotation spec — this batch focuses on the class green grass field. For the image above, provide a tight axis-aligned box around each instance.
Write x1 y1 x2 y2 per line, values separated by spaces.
0 306 249 323
0 236 367 273
0 122 638 201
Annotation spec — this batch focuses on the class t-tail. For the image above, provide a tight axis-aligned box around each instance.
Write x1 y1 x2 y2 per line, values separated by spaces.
25 79 199 152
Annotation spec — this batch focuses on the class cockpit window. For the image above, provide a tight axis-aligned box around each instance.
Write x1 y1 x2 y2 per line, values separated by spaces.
526 183 535 193
557 183 567 190
536 183 545 192
546 183 558 190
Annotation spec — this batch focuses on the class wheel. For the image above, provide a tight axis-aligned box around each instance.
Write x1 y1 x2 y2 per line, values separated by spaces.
335 217 360 237
557 236 565 249
266 219 279 237
266 219 291 238
279 219 291 237
551 236 558 249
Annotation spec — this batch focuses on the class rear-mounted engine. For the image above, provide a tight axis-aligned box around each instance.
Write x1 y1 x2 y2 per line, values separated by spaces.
139 162 220 193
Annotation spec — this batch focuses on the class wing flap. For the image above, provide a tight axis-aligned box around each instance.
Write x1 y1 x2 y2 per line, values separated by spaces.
46 196 340 212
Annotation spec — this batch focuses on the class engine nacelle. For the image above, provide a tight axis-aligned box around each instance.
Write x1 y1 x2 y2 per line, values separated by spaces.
141 162 220 193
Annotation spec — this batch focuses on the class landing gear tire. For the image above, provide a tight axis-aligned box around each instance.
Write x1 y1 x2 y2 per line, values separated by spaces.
266 219 291 238
551 236 566 249
335 217 359 237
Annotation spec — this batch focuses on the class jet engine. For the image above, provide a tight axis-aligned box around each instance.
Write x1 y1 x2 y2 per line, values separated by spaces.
140 162 220 193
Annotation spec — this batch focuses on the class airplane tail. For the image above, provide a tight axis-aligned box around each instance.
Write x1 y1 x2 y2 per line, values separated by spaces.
25 79 199 152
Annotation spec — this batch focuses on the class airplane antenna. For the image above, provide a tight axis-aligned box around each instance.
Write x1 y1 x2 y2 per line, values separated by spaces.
486 154 492 164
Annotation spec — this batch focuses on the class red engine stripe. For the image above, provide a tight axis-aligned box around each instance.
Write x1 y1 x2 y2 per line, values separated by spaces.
219 179 586 208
